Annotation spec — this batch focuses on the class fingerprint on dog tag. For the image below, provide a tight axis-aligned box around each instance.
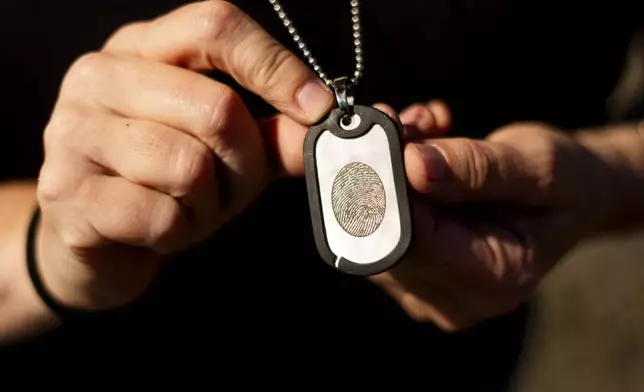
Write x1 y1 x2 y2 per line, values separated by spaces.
331 162 386 237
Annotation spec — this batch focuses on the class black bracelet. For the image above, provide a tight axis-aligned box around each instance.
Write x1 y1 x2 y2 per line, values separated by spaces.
26 206 100 322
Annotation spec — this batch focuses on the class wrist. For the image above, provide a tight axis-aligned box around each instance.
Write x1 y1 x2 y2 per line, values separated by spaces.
35 214 88 311
0 185 58 342
36 213 162 313
573 122 644 231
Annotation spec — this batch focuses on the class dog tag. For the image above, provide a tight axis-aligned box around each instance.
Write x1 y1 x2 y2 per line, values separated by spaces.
303 104 412 276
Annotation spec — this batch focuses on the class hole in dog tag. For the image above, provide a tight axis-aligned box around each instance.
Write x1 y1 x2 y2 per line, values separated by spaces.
304 105 413 276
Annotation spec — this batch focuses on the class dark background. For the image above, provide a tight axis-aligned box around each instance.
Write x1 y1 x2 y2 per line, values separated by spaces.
2 0 641 182
1 0 642 390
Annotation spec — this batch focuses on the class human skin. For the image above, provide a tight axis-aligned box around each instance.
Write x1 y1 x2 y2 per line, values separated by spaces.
1 1 644 341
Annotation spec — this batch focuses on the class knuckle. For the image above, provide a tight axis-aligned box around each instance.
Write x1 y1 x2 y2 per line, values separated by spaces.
63 52 109 93
446 139 492 195
197 0 243 42
250 44 298 93
150 198 184 243
43 105 85 151
57 225 91 253
527 131 557 197
37 163 68 205
490 123 557 199
416 106 436 130
203 84 242 136
464 140 493 191
174 141 215 194
105 22 145 51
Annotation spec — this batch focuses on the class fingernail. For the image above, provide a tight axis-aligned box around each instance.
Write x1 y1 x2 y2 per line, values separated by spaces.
297 80 333 122
420 144 448 182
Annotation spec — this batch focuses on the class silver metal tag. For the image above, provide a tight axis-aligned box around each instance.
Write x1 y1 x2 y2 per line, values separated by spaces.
304 105 412 276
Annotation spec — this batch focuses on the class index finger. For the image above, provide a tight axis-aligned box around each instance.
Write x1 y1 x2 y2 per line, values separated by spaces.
102 0 333 124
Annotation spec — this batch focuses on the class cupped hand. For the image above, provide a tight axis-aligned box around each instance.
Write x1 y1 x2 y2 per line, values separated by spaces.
36 1 333 311
372 101 614 331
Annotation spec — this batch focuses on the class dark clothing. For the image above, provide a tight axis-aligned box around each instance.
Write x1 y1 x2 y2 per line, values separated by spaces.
1 0 642 389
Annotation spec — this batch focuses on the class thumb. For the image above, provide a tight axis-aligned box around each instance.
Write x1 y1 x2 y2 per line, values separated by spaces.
103 1 334 124
404 128 552 205
259 103 405 179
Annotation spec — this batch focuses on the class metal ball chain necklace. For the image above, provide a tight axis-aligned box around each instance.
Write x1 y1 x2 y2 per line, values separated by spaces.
269 0 362 111
269 0 412 276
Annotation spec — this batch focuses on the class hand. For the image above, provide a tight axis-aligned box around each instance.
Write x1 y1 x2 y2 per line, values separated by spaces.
372 104 615 331
36 1 333 311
